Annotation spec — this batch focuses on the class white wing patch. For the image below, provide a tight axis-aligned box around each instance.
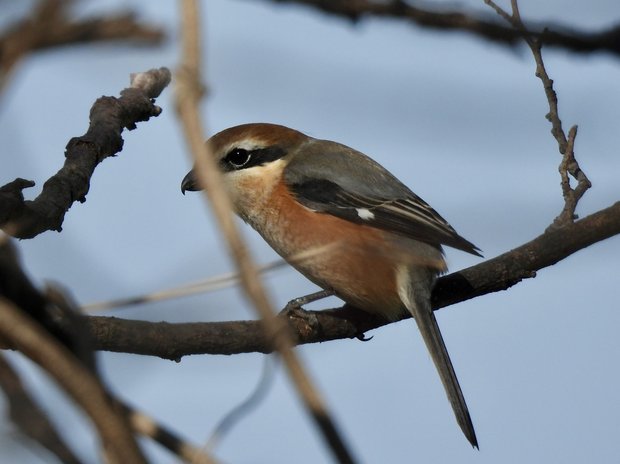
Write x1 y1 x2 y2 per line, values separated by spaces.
356 208 375 220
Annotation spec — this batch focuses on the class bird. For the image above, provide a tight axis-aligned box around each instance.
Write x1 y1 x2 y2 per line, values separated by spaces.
181 123 482 447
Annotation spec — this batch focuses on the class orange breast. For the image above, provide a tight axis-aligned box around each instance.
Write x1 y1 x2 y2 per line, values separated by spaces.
252 180 428 319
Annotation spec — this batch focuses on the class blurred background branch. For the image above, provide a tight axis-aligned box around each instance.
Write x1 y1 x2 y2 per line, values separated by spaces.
264 0 620 56
0 353 81 464
0 237 218 464
0 0 164 93
0 296 146 464
174 1 356 461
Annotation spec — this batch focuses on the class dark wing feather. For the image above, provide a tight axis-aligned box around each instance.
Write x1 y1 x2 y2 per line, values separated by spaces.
287 178 482 257
283 139 481 256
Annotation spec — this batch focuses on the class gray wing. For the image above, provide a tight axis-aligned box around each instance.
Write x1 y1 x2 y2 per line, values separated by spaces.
284 139 482 256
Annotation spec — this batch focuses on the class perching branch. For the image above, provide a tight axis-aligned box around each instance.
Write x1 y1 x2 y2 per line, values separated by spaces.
0 67 171 239
82 16 620 360
263 0 620 56
85 201 620 359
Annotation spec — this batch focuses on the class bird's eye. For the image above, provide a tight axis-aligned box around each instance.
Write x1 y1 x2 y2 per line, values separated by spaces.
226 148 252 168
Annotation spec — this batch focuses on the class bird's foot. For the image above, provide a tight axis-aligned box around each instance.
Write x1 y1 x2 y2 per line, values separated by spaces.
284 289 334 311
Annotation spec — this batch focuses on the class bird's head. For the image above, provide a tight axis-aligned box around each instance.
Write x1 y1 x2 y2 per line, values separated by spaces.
181 122 308 190
181 123 312 223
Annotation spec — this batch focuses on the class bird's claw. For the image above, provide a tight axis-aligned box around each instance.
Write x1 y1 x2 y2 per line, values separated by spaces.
356 332 373 342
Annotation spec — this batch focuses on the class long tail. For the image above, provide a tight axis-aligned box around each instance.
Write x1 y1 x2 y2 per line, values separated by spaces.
397 267 478 448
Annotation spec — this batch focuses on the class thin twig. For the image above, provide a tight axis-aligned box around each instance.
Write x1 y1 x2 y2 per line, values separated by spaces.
174 1 356 462
127 406 218 464
206 355 275 450
83 244 338 312
484 0 591 227
83 258 288 312
483 0 514 28
509 0 522 23
0 298 146 464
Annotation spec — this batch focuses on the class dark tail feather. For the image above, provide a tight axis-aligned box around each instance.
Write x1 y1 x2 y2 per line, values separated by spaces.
402 273 478 448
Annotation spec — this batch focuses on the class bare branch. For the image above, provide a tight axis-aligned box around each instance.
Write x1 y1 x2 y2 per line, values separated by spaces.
0 353 82 464
82 258 286 312
483 0 515 27
174 1 357 462
484 0 592 227
126 405 218 464
262 0 620 56
206 356 274 450
83 247 335 312
0 0 165 93
0 237 96 369
0 237 218 463
84 201 620 359
0 67 171 239
0 298 147 464
553 125 591 226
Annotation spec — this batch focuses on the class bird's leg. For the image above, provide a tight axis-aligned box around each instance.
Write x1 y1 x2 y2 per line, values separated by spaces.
285 289 335 311
280 289 334 334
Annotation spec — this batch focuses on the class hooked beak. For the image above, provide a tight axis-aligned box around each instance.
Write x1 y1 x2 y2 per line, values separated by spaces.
181 169 202 194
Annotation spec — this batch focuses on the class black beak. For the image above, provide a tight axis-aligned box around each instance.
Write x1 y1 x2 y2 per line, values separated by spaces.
181 169 202 195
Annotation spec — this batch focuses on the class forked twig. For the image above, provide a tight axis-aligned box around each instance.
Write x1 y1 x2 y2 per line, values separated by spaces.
484 0 591 227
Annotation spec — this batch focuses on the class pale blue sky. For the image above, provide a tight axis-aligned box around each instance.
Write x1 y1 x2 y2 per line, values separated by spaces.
1 1 619 462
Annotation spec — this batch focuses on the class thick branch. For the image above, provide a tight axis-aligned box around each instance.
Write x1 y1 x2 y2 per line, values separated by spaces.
264 0 620 56
0 67 171 239
86 201 620 360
